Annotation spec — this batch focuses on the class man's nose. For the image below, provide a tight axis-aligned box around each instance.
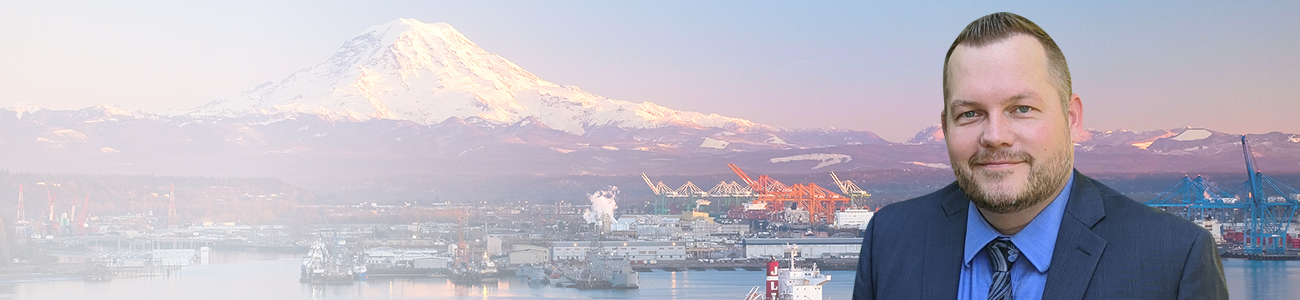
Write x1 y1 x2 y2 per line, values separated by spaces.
979 113 1014 148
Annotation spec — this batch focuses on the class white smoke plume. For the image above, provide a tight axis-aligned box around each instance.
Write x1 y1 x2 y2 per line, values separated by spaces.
583 186 619 224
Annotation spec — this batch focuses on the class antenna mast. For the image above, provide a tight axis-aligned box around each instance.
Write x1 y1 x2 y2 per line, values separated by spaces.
16 184 24 222
168 183 177 227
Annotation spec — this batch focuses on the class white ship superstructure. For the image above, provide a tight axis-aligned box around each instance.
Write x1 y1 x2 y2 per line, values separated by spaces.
744 245 831 300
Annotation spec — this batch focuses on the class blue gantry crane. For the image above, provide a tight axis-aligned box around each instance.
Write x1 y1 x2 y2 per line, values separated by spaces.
1147 175 1239 221
1146 135 1300 257
1235 135 1300 255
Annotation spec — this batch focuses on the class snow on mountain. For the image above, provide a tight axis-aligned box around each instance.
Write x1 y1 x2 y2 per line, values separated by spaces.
1 101 1297 176
769 153 852 169
3 19 1296 177
1171 128 1213 141
1077 128 1178 151
194 18 758 135
8 102 43 120
904 124 944 145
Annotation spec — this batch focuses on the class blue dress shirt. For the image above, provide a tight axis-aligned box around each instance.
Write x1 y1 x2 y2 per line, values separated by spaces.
958 174 1074 300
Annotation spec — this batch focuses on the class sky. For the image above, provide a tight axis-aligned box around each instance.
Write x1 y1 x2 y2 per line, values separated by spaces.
0 1 1296 143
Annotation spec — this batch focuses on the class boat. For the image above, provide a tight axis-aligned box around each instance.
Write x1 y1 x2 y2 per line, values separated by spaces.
518 264 551 285
610 264 639 289
299 240 366 284
478 253 499 281
447 267 484 285
446 253 496 285
556 240 639 290
574 277 612 290
743 245 831 300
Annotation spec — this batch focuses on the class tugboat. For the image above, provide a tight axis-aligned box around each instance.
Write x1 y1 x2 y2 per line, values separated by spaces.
478 253 499 282
447 266 484 285
446 208 495 285
445 255 494 285
743 245 831 300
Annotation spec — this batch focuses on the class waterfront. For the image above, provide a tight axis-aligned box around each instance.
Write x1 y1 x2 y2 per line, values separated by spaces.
0 252 1295 299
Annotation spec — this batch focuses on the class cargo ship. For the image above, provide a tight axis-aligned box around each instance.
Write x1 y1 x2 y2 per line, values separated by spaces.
743 245 831 300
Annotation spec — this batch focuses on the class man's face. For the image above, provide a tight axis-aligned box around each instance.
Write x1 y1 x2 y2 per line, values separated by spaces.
943 34 1081 214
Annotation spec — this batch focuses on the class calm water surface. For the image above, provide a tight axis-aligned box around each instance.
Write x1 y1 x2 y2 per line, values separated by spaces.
0 252 1292 299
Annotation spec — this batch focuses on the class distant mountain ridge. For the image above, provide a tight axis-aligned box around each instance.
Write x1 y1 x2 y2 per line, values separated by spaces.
2 103 1297 177
2 19 1297 180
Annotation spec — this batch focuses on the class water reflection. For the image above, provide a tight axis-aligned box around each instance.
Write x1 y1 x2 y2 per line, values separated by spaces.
1 253 1296 299
1223 259 1299 300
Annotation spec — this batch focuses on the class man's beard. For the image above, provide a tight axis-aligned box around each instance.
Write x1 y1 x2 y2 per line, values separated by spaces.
953 144 1072 214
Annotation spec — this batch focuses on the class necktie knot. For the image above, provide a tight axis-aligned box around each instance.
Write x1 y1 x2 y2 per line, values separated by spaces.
987 238 1020 271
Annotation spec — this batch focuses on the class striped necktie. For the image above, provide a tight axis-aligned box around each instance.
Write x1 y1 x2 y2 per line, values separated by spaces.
986 237 1021 300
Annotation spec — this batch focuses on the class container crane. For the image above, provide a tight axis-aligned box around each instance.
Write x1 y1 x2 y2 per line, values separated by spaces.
1236 135 1299 255
707 181 757 218
75 194 90 235
728 163 851 225
642 173 712 214
1146 135 1300 257
830 172 872 209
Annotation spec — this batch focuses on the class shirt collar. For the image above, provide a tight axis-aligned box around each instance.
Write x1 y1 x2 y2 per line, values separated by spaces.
963 173 1075 273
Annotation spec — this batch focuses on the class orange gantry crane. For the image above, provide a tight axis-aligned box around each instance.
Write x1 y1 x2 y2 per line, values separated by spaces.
727 163 851 225
74 194 90 235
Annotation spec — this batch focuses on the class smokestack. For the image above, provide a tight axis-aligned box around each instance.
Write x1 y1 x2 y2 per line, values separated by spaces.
766 260 780 299
601 213 613 234
583 186 619 233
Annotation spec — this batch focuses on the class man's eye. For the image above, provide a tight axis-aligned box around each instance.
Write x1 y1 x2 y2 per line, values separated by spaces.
960 111 977 119
1015 106 1032 113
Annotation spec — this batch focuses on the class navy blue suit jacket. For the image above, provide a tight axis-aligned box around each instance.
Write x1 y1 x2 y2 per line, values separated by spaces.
852 171 1228 299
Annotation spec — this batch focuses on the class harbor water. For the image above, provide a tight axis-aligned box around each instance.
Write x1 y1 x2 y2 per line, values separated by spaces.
0 252 1295 299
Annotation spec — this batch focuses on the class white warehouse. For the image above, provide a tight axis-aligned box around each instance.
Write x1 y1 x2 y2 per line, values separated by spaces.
551 241 687 261
834 209 875 229
743 238 863 259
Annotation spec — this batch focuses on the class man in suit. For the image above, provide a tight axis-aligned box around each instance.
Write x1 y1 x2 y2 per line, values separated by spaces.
852 12 1228 300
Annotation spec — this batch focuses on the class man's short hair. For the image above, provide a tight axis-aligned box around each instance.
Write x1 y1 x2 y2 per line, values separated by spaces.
942 12 1071 116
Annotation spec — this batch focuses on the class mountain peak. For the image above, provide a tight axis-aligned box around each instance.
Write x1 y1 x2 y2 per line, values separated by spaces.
193 19 757 135
373 19 460 39
904 124 944 145
6 102 43 119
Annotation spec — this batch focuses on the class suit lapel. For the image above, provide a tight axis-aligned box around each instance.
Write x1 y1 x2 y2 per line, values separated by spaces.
1042 171 1108 299
923 186 968 299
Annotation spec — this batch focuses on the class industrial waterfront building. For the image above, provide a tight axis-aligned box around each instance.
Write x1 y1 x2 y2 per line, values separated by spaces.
742 238 862 259
551 241 687 261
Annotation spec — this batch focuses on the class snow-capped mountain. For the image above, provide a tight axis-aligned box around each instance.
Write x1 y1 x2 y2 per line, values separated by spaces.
2 19 1297 182
195 19 756 135
904 124 944 145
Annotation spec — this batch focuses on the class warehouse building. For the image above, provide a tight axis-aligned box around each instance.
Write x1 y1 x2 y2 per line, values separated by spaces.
742 238 862 259
551 240 687 261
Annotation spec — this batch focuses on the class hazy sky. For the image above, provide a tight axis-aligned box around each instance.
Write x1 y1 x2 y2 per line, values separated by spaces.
1 1 1296 142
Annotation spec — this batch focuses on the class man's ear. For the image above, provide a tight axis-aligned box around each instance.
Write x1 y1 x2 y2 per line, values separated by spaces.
1067 94 1083 143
